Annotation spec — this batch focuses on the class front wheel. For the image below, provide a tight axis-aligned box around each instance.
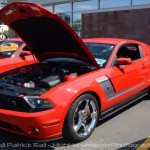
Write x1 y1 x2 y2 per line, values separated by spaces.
63 94 99 142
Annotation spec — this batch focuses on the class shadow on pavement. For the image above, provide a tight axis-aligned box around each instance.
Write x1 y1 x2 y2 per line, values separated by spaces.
97 96 145 127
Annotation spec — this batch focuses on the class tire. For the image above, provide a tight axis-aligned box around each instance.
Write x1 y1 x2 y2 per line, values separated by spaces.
63 94 99 142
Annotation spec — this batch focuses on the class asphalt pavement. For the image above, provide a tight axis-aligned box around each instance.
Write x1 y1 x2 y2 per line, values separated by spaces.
0 95 150 150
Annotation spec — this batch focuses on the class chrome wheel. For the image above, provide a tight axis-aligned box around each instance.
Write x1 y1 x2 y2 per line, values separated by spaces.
73 98 98 137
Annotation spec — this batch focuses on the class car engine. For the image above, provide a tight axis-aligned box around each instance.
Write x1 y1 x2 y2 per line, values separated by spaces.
1 58 95 94
3 65 66 89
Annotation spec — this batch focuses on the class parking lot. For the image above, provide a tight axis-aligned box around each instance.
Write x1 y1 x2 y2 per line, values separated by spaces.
0 95 150 150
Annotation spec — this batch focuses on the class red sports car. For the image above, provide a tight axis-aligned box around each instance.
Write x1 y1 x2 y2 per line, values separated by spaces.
0 2 150 142
0 38 37 73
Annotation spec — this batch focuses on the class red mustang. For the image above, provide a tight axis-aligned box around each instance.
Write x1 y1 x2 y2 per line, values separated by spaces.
0 38 37 72
0 2 150 142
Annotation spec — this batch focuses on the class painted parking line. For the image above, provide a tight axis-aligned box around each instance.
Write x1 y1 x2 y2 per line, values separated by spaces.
136 136 150 150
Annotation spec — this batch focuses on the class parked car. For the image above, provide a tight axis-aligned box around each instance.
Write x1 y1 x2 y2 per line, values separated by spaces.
0 2 150 142
0 38 22 53
0 38 37 72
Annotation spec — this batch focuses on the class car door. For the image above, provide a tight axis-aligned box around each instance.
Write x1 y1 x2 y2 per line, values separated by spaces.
107 43 148 105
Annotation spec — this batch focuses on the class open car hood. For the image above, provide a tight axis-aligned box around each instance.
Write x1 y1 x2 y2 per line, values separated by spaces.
0 2 100 69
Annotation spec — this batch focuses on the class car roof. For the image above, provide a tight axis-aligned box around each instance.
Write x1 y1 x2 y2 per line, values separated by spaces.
82 38 139 45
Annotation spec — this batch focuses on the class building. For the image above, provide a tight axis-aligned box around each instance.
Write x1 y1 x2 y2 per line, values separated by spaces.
0 0 7 22
0 0 7 9
6 0 150 44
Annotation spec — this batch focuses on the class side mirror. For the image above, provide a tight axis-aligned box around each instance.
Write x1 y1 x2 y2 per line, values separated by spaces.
116 58 132 65
20 51 31 57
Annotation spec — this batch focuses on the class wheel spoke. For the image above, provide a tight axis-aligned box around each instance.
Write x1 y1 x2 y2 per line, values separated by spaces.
82 124 89 135
78 110 82 117
90 112 97 118
74 119 83 132
83 99 90 113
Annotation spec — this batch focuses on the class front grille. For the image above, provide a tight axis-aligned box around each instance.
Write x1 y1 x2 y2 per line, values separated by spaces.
0 93 50 112
0 94 30 112
0 120 24 133
0 120 14 130
0 94 17 107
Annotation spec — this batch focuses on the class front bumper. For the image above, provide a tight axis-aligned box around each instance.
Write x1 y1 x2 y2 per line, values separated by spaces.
0 108 62 140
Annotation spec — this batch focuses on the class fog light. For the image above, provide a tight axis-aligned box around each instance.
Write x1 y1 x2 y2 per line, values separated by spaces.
33 128 40 135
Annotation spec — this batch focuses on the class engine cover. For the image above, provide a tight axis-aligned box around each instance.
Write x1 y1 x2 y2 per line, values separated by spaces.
39 75 61 88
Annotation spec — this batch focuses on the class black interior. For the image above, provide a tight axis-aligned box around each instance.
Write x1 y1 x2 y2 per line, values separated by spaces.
117 45 141 60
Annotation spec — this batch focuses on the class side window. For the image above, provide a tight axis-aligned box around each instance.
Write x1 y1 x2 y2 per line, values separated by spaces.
116 44 142 61
19 45 31 56
22 45 31 52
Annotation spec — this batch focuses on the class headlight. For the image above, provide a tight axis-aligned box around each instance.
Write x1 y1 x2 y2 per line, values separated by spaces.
23 96 53 110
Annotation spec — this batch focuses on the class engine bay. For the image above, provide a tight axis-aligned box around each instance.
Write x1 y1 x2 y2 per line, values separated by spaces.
1 58 95 95
0 58 96 112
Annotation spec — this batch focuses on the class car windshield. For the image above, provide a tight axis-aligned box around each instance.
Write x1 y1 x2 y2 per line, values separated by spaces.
0 40 23 58
85 43 114 68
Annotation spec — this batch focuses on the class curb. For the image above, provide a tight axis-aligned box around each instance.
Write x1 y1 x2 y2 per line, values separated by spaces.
137 136 150 150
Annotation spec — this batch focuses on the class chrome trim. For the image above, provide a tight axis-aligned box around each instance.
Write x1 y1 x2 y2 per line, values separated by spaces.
95 76 108 83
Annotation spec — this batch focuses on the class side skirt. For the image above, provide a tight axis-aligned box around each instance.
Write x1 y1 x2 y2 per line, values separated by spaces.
99 89 149 121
